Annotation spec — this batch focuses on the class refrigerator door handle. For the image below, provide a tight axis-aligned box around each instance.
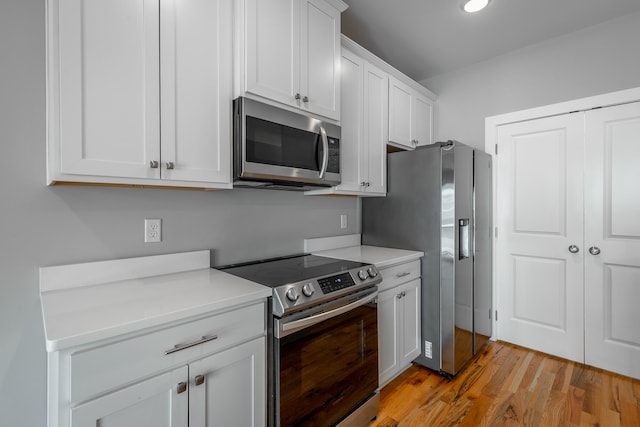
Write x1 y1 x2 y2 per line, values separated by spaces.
459 218 470 259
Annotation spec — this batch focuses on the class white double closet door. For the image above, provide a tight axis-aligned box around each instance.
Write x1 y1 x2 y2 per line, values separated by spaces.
496 101 640 379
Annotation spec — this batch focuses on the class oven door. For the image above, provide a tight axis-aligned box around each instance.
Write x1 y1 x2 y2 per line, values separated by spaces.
272 290 378 427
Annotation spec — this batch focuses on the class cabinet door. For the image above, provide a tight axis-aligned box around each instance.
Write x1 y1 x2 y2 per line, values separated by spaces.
244 0 299 107
159 0 232 185
378 287 400 386
399 279 421 366
363 61 388 195
71 366 188 427
413 93 433 147
54 0 160 180
189 337 266 427
300 0 341 120
584 102 640 380
334 49 364 193
388 77 413 149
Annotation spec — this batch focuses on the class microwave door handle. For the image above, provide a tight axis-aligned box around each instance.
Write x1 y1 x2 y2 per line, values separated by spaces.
318 125 329 179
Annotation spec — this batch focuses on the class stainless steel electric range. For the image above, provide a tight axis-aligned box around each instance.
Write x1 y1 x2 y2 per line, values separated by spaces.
218 254 382 427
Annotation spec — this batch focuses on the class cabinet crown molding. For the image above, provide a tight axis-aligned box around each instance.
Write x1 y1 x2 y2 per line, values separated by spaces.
341 35 437 101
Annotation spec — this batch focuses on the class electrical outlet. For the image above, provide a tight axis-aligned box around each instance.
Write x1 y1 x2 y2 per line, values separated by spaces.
144 219 162 243
424 340 433 359
340 214 347 229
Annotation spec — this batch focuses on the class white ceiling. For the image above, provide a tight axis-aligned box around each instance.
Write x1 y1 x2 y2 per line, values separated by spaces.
341 0 640 82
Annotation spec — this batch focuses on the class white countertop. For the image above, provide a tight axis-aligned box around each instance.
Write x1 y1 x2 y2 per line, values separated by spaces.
313 245 423 268
40 251 271 352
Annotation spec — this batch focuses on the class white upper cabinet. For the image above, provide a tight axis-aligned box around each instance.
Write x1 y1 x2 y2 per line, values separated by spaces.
389 78 413 149
388 76 434 150
239 0 347 121
413 92 434 147
331 48 365 194
51 0 161 181
361 61 388 194
305 47 387 197
159 0 233 185
47 0 232 189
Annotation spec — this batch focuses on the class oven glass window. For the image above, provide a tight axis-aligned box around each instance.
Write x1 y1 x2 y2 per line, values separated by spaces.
278 303 378 426
246 116 321 171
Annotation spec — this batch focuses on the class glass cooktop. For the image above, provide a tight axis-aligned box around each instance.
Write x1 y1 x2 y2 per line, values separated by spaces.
217 254 369 288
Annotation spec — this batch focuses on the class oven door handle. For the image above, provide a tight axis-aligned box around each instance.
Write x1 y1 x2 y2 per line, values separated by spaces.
277 292 377 338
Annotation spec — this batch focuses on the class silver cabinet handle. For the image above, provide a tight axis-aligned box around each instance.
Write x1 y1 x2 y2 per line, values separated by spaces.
589 246 601 256
166 161 175 170
303 96 309 103
295 93 301 100
150 160 159 168
165 335 218 355
402 291 406 297
194 375 205 386
395 272 411 278
318 125 329 179
177 382 187 394
568 245 580 254
360 181 366 186
396 293 402 299
366 182 371 187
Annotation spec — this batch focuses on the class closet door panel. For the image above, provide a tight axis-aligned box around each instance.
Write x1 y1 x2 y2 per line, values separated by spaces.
495 113 584 363
585 102 640 380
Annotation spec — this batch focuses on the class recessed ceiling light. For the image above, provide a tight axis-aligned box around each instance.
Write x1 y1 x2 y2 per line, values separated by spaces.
464 0 489 13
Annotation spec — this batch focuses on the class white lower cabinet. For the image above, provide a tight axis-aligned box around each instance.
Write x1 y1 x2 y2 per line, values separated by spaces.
377 260 421 387
71 366 189 427
189 338 265 427
48 303 266 427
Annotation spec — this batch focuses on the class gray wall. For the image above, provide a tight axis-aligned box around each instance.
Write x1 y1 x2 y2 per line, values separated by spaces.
0 1 359 425
423 11 640 150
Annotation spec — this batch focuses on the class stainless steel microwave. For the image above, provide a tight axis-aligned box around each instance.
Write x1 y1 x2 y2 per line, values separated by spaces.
233 97 341 190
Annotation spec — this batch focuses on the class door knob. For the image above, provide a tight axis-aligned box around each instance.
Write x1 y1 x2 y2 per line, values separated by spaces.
568 245 579 254
589 246 601 256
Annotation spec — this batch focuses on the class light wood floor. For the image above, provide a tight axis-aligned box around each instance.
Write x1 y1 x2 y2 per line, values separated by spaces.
371 341 640 427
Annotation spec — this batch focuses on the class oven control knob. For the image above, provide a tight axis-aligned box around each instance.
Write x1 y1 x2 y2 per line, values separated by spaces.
367 267 378 278
302 283 314 297
286 288 300 302
358 270 368 281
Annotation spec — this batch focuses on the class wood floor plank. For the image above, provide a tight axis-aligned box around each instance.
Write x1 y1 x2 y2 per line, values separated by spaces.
372 341 640 427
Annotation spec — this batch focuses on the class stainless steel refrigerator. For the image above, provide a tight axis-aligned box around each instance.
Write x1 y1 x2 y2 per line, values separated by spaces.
362 141 492 376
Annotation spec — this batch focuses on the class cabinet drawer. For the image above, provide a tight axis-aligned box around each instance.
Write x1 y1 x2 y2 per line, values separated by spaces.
70 302 265 403
379 260 421 292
